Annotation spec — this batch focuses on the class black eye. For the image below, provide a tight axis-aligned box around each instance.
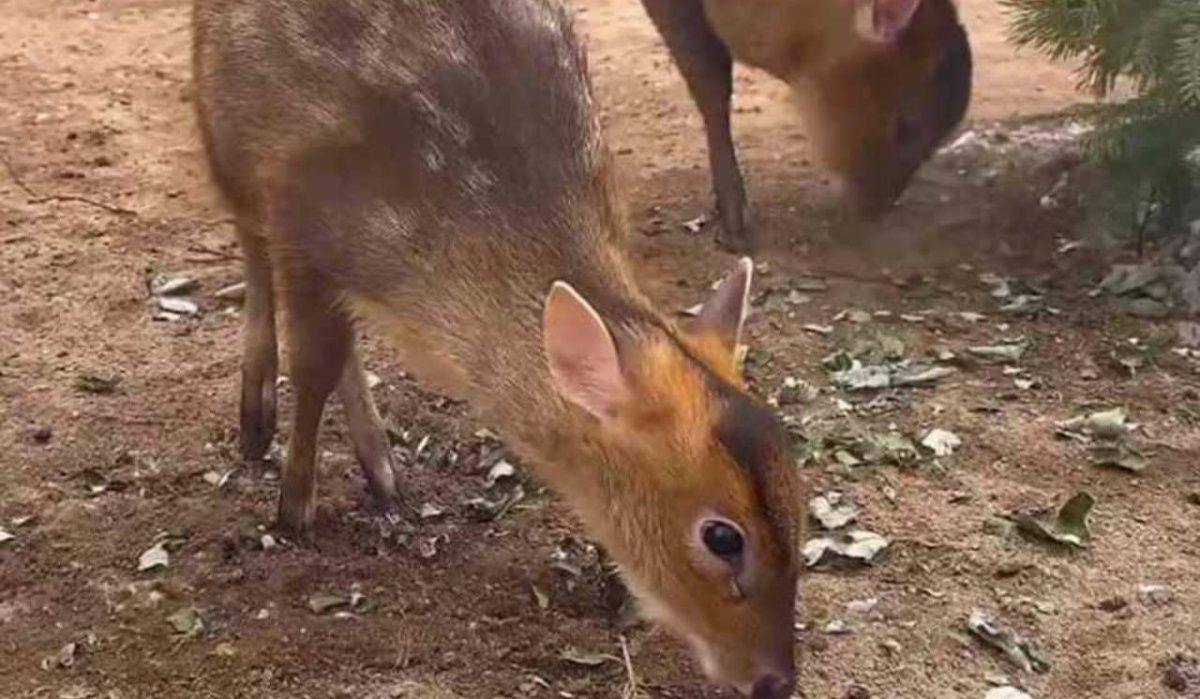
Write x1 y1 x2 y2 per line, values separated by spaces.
702 521 744 559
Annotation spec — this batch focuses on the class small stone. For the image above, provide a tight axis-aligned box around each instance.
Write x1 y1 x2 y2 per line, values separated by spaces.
985 688 1032 699
681 213 709 234
786 289 812 305
202 470 232 488
793 277 829 293
156 296 201 316
777 377 818 406
138 542 170 572
56 642 79 669
57 685 94 699
1138 585 1171 607
166 607 204 635
153 311 184 323
151 275 200 297
418 536 440 559
823 618 851 635
921 428 962 457
259 534 277 551
419 503 447 520
845 686 870 699
880 638 902 656
74 374 121 395
846 597 880 617
308 594 349 614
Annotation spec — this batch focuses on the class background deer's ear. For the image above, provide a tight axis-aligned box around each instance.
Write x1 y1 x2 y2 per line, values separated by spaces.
856 0 922 44
690 257 753 355
543 281 631 420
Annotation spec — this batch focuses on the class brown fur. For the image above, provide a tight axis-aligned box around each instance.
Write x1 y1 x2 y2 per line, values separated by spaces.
783 0 973 211
193 0 801 694
642 0 972 247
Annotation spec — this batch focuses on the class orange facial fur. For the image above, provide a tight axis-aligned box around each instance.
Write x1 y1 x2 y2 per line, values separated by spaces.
534 328 800 694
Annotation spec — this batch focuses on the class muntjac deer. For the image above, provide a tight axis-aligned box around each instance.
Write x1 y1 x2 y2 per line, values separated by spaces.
193 0 802 696
642 0 973 250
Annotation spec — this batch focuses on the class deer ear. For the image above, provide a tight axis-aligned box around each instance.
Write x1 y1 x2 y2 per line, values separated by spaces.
544 281 630 420
691 257 753 354
856 0 922 43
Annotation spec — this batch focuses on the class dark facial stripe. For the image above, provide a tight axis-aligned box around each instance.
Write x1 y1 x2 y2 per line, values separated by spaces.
661 330 798 554
713 387 782 481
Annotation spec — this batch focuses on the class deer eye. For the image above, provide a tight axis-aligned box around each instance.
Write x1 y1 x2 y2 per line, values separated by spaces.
701 520 744 559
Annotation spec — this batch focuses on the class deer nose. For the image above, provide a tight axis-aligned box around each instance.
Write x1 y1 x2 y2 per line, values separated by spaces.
749 672 796 699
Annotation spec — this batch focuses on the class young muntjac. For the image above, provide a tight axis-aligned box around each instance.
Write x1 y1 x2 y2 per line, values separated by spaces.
641 0 973 250
192 0 803 696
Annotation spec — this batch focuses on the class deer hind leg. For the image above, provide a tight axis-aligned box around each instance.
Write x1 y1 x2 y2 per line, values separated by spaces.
641 0 749 252
275 264 352 536
336 345 403 514
236 218 279 463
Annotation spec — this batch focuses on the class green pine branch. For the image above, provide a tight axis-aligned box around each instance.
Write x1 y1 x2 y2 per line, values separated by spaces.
1002 0 1200 240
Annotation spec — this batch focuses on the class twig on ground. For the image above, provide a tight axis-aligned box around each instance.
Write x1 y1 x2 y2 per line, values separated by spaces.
619 635 645 699
0 153 37 199
185 242 241 263
804 267 912 287
1 152 138 217
93 413 171 427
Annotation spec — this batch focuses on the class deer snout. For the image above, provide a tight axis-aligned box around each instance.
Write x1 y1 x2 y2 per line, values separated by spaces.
748 671 796 699
839 172 902 221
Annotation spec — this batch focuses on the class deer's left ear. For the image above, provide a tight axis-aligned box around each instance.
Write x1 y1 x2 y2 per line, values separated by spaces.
690 257 753 355
543 281 632 421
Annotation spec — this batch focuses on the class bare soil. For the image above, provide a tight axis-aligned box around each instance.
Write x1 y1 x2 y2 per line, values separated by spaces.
1 2 1197 699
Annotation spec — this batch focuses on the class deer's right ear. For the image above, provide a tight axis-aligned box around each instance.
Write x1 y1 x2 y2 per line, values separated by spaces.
856 0 922 44
690 257 753 356
543 282 631 420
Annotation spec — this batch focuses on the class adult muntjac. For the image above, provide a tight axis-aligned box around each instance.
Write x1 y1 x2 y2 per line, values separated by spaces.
642 0 973 250
192 1 803 696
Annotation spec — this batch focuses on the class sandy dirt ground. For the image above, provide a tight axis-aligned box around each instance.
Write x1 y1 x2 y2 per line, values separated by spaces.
2 1 1198 698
